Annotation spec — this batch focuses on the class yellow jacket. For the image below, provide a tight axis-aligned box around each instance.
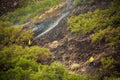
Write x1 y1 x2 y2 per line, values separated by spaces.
89 57 94 62
28 40 31 45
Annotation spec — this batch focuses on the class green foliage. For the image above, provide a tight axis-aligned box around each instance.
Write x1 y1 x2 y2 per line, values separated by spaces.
106 27 120 46
74 0 81 5
0 45 52 80
0 44 97 80
99 56 120 79
104 77 120 80
0 27 33 46
68 0 120 46
30 62 66 80
30 61 95 80
91 27 111 43
0 45 44 70
4 67 31 80
74 0 94 5
0 0 62 24
92 26 120 46
100 57 115 72
68 9 109 34
0 21 12 28
19 0 35 7
100 54 120 79
110 0 120 12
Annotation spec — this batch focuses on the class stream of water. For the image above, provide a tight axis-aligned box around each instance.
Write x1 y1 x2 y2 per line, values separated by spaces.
33 0 73 40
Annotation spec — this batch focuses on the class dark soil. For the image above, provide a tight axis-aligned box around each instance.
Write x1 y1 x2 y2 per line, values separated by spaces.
0 0 19 16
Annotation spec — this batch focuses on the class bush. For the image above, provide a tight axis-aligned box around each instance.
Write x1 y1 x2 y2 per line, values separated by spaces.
106 27 120 46
67 9 109 34
0 21 12 28
74 0 94 5
92 26 120 46
0 45 52 80
91 27 111 43
0 44 98 80
0 27 33 46
0 45 47 70
100 57 115 72
68 0 120 46
100 56 120 79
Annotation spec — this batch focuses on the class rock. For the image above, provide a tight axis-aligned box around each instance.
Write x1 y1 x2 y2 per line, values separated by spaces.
39 14 45 19
62 54 67 61
81 67 86 72
70 63 80 70
49 41 59 48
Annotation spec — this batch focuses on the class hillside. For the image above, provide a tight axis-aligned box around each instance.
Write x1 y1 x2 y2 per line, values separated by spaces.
34 0 120 78
0 0 120 80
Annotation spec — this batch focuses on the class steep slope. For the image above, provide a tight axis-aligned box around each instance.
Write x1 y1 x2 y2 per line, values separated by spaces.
33 0 120 79
0 0 119 79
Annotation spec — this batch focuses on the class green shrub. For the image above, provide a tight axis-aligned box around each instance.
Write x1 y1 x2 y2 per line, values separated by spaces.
19 0 35 7
91 27 111 43
0 45 98 80
67 9 109 34
92 26 120 46
0 45 47 70
0 27 33 46
74 0 94 5
5 67 31 80
106 27 120 46
104 77 120 80
100 57 115 72
0 21 12 28
68 0 120 46
0 0 62 24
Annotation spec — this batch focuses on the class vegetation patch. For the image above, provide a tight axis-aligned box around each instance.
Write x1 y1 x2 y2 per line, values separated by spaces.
68 0 120 46
0 0 62 24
